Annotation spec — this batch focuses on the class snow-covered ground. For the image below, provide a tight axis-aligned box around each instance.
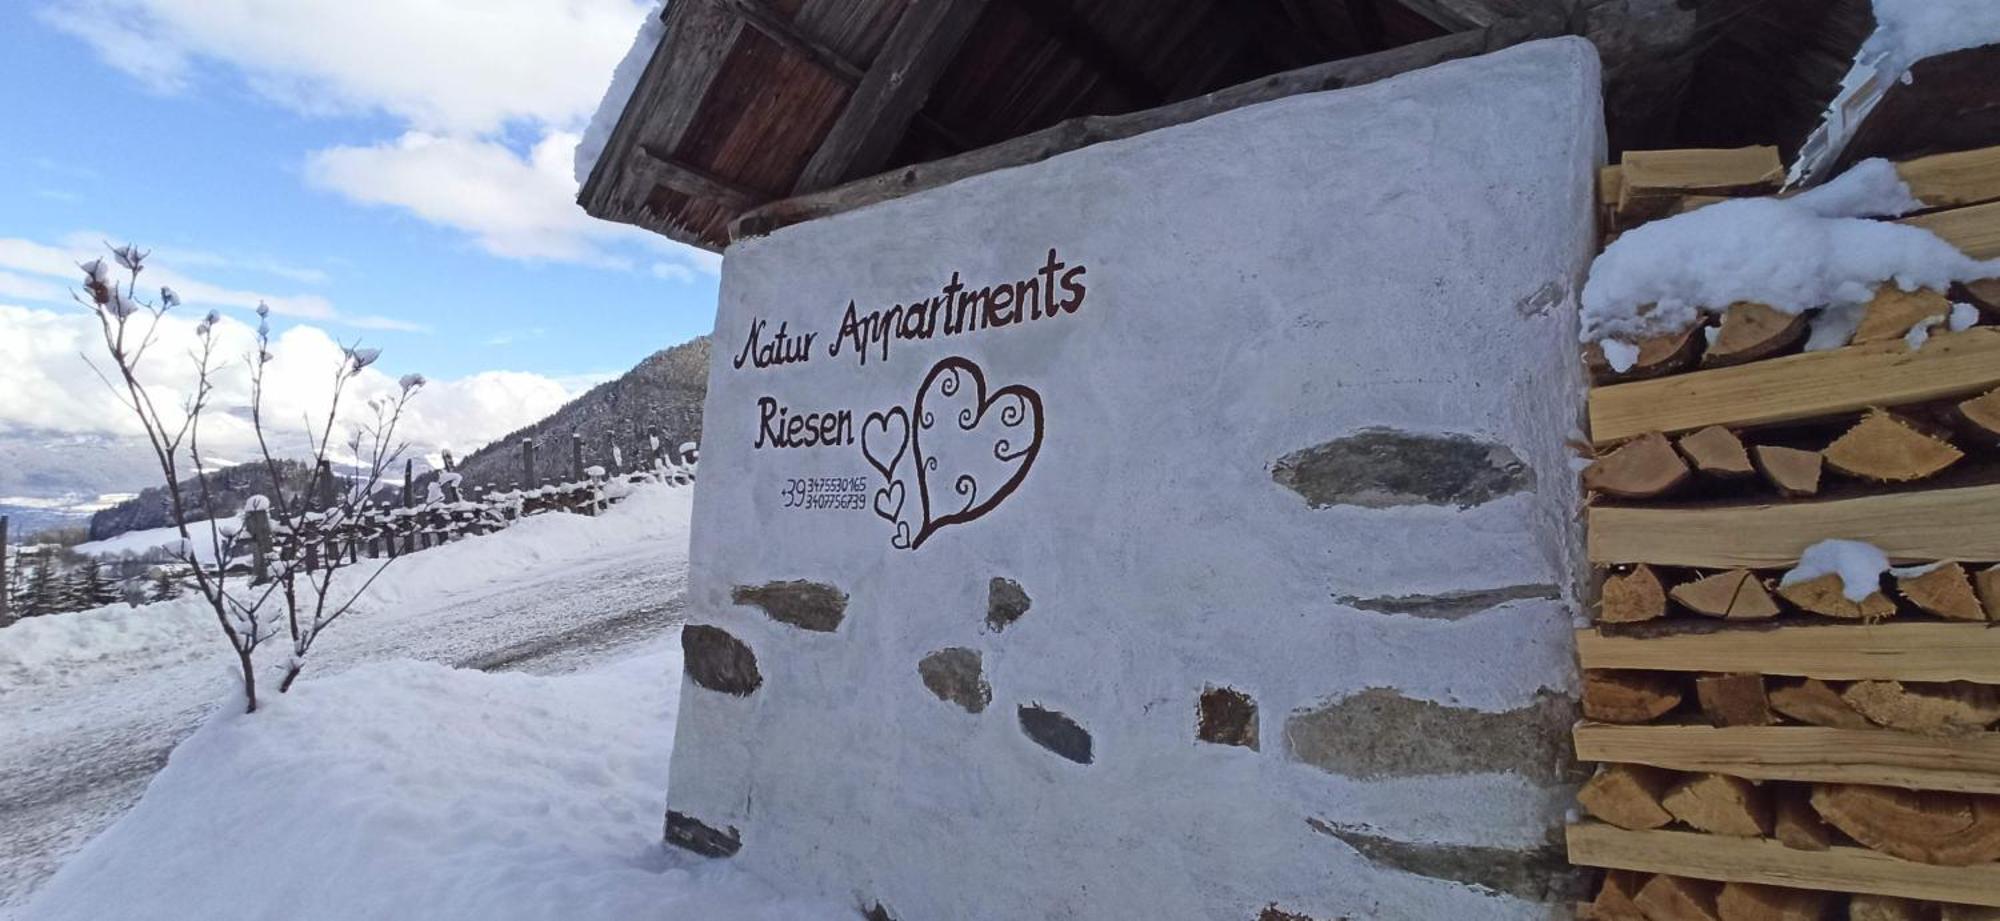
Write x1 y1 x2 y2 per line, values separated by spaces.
13 645 841 921
0 483 830 917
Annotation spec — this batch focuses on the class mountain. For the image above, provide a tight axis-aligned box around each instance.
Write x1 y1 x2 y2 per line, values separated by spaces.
443 337 709 491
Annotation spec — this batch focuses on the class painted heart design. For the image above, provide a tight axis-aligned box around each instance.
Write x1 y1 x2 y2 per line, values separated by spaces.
861 407 909 482
872 480 905 524
907 356 1044 550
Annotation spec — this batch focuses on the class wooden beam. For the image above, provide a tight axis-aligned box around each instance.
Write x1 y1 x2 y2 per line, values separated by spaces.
1013 0 1165 105
1588 328 2000 445
1588 482 2000 567
632 147 766 212
579 1 743 242
1902 200 2000 260
1575 622 2000 683
1896 145 2000 211
1574 723 2000 794
710 0 863 83
792 0 988 194
731 12 1566 241
1566 822 2000 907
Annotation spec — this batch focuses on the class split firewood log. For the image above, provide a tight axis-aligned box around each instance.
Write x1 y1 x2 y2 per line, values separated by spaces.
1663 773 1773 837
1841 680 2000 735
1586 326 1704 381
1696 673 1776 727
1811 783 2000 866
1751 446 1822 498
1579 763 1679 830
1852 287 1954 344
1848 895 1936 921
1768 679 1872 730
1979 566 2000 621
1635 874 1724 921
1961 388 2000 440
1677 426 1756 477
1964 278 2000 317
1601 564 1667 623
1591 870 1651 921
1823 410 1964 482
1942 904 2000 921
1779 574 1897 621
1773 785 1834 851
1585 432 1692 498
1897 563 1986 621
1672 570 1780 620
1717 882 1832 921
1584 670 1684 724
1704 303 1807 367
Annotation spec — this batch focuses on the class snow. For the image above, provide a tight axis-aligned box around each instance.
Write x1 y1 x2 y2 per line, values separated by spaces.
1863 0 2000 73
1 484 696 693
74 517 242 563
1581 158 2000 346
14 645 843 921
574 1 668 186
1779 539 1890 602
1950 302 1981 332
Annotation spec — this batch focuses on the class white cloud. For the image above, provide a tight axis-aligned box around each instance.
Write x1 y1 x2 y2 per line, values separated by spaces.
0 235 419 331
0 302 576 464
42 0 721 279
40 0 654 136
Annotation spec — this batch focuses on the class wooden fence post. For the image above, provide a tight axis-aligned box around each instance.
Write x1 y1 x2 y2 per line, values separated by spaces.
521 439 537 489
317 459 337 511
649 426 665 469
606 437 623 476
571 432 585 481
441 449 455 472
244 507 272 584
402 458 414 508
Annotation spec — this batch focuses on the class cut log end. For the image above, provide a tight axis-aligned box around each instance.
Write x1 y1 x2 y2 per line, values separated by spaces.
1671 569 1780 620
1696 673 1775 727
1848 894 1934 921
1584 670 1685 725
1592 869 1651 921
1773 785 1835 851
1751 445 1822 498
1778 574 1898 621
1811 783 2000 866
1588 325 1704 381
1898 562 1986 621
1823 410 1964 483
1704 302 1806 367
1960 387 2000 439
1601 564 1668 624
1635 873 1725 921
1717 882 1832 921
1853 287 1955 345
1768 679 1873 730
1663 772 1773 837
1841 680 2000 735
1585 432 1692 499
1678 426 1756 477
1579 763 1679 831
1979 566 2000 622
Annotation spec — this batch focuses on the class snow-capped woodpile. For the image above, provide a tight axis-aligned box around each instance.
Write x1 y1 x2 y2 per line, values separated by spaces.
1568 144 2000 920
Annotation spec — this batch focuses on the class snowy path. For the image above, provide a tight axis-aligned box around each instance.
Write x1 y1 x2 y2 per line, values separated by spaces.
0 503 690 909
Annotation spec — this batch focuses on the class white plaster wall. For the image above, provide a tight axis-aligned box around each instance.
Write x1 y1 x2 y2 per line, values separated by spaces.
671 38 1603 921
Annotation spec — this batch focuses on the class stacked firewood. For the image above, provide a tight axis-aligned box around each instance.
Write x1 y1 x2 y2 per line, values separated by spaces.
1568 145 2000 920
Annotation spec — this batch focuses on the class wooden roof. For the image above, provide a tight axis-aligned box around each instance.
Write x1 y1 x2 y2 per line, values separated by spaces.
580 0 1882 253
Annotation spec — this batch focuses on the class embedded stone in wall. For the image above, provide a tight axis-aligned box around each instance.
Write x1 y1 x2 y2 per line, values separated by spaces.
664 810 742 858
731 580 848 632
918 647 991 713
1257 905 1326 921
1271 429 1533 510
1306 818 1573 901
1018 705 1093 764
1285 688 1573 783
681 625 762 696
1333 583 1560 621
1197 686 1260 750
986 577 1031 632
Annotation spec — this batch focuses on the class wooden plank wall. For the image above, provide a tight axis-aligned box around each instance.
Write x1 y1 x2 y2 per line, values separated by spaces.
1569 144 2000 920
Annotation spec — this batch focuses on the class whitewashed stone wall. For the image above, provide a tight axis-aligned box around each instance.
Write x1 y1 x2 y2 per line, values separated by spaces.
668 38 1603 921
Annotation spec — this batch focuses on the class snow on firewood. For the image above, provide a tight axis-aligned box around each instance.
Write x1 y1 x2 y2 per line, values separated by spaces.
1580 158 1999 351
1864 0 2000 74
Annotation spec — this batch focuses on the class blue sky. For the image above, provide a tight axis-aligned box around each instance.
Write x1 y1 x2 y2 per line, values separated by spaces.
0 0 720 475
